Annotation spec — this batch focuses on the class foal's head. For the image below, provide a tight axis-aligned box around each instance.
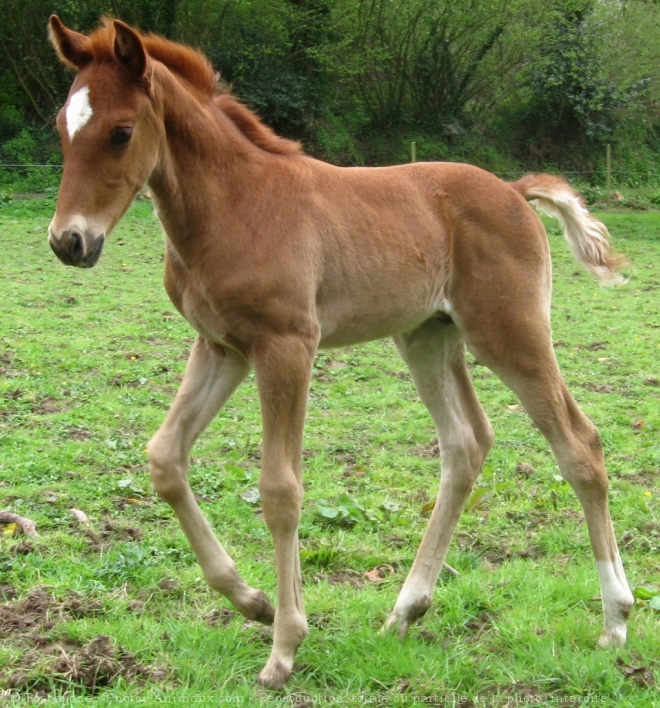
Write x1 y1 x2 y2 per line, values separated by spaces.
48 16 162 267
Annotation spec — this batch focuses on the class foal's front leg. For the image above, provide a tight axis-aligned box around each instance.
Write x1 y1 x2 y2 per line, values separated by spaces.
147 336 274 623
251 334 316 690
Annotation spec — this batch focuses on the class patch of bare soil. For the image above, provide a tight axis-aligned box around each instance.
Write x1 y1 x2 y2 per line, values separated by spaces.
583 382 615 393
83 519 144 551
621 521 660 554
455 533 545 567
312 569 365 587
0 353 15 375
33 396 65 415
622 469 657 486
0 584 16 601
464 610 498 637
0 587 166 697
135 577 183 604
413 438 440 460
616 657 656 689
64 425 93 441
205 607 236 628
580 340 608 351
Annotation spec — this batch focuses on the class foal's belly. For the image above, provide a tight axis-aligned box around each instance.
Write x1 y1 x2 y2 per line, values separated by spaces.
317 291 448 348
164 242 450 353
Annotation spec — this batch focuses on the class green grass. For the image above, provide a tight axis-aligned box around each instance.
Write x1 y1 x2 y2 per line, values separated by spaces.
0 197 658 705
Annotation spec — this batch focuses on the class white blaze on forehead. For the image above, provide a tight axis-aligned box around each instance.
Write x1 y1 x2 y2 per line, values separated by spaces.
65 86 93 141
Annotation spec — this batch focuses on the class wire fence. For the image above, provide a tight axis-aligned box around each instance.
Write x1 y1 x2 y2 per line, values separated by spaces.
2 163 659 179
0 164 63 169
2 162 659 207
1 163 659 175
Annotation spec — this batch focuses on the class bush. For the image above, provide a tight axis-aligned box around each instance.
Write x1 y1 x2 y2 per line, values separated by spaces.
0 123 62 193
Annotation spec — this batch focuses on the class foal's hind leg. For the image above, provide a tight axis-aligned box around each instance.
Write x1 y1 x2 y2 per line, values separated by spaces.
147 335 274 623
384 319 494 637
465 312 634 647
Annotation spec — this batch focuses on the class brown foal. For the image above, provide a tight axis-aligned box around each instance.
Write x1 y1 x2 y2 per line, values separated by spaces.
47 16 634 689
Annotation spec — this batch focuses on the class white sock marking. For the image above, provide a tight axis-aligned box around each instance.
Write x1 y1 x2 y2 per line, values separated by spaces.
65 86 93 141
596 559 633 641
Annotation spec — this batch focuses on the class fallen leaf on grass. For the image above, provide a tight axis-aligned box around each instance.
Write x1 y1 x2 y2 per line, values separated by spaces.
69 508 91 526
515 462 535 478
420 499 435 515
633 585 660 611
616 658 655 688
240 487 261 505
364 564 395 582
466 487 489 512
633 586 659 601
0 511 38 537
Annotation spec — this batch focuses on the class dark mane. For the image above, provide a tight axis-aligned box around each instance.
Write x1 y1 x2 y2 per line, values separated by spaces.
214 94 302 156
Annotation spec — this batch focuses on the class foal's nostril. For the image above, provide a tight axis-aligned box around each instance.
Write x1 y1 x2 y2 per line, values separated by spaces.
69 230 84 261
50 225 104 268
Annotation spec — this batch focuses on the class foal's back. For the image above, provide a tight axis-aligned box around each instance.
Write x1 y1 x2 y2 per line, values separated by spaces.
288 159 546 348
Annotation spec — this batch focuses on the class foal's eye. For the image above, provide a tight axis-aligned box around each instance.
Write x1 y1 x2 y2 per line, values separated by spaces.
111 126 133 147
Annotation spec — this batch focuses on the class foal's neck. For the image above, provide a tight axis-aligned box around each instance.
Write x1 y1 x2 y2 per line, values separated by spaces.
147 67 266 257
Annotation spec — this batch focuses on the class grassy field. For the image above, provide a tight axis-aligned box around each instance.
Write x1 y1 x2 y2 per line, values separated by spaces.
0 197 658 706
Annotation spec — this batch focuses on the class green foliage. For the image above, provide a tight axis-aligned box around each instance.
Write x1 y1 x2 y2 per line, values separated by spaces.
1 129 40 164
1 0 659 182
408 8 504 126
321 0 512 130
205 1 335 139
0 123 62 193
0 82 24 141
316 495 369 526
309 111 365 165
513 0 623 164
98 543 150 585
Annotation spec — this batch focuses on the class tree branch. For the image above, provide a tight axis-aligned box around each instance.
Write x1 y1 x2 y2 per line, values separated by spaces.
0 512 38 537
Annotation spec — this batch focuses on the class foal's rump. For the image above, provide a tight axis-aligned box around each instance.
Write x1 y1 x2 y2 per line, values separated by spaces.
312 161 623 348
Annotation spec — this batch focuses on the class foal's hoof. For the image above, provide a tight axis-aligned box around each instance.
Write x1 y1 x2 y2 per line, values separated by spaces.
257 658 292 691
382 595 432 639
243 589 275 625
382 612 414 639
597 626 627 649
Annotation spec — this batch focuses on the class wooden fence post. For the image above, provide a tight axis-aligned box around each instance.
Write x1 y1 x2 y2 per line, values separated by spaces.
606 143 612 204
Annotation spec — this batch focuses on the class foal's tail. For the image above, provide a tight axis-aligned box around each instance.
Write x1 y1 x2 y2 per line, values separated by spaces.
510 173 628 285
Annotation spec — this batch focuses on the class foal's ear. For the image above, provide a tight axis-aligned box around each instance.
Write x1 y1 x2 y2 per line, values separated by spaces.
49 15 92 69
113 20 147 78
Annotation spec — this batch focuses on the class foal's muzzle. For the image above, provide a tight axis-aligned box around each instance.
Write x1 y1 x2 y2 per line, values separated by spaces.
49 227 105 268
